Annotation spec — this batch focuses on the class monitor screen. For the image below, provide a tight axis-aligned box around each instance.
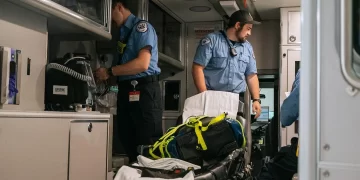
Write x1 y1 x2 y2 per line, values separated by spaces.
257 106 269 122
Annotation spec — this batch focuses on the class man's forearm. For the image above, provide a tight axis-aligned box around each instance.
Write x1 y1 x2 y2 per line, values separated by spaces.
246 74 260 99
192 65 207 93
112 47 151 76
112 58 147 76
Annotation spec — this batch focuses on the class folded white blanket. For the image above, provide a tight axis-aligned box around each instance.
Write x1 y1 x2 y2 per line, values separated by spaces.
114 155 200 180
114 166 195 180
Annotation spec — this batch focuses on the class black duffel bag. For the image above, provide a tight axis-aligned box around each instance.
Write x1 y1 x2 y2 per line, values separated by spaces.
145 113 247 167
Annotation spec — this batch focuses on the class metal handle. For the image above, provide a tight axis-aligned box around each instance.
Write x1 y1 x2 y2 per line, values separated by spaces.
289 35 296 42
88 122 93 132
340 0 360 89
105 0 111 31
0 48 8 104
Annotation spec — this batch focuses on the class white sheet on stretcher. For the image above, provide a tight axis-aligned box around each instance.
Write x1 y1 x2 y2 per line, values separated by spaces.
182 91 240 123
114 155 199 180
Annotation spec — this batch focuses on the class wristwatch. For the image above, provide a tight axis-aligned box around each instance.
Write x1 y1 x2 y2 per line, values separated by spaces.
107 67 114 77
252 99 261 104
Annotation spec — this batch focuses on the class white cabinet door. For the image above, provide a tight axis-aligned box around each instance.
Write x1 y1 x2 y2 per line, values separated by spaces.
68 120 108 180
0 118 69 180
280 7 301 45
280 46 301 146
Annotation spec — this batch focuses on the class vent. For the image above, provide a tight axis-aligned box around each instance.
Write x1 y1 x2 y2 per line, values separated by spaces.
219 1 240 17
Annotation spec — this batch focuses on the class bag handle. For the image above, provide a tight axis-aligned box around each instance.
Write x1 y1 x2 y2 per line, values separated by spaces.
194 113 228 151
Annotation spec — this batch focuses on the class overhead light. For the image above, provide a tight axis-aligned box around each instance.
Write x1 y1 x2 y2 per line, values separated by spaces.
189 6 211 12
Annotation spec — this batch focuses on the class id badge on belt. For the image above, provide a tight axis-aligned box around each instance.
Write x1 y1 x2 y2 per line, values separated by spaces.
129 80 140 102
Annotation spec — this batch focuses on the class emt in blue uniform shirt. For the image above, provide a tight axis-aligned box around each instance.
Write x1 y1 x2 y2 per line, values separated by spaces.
280 69 300 126
192 10 262 118
96 0 162 162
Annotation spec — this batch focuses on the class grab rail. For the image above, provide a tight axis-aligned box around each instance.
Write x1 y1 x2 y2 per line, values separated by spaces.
244 87 252 165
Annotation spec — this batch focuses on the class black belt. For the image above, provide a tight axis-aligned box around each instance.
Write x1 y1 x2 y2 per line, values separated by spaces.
118 75 159 86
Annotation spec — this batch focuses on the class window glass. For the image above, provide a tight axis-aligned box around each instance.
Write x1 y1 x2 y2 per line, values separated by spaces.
163 81 181 111
148 1 181 60
354 0 360 53
51 0 104 25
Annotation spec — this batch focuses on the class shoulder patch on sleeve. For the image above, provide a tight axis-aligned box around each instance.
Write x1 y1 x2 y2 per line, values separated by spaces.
136 22 148 33
201 38 210 46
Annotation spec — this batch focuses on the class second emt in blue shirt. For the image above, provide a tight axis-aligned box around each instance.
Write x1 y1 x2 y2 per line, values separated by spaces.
280 69 300 126
96 0 162 162
192 10 262 118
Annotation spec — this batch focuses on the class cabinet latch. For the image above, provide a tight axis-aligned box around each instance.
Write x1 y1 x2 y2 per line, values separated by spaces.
88 122 93 132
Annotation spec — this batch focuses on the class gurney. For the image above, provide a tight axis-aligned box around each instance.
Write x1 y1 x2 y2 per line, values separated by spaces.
114 91 254 180
181 90 252 166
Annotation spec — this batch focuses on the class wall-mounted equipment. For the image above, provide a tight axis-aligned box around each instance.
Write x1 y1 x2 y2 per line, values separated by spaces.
45 53 96 112
0 47 22 107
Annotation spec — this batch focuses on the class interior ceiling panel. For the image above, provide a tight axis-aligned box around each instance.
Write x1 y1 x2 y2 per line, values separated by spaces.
156 0 223 22
253 0 301 20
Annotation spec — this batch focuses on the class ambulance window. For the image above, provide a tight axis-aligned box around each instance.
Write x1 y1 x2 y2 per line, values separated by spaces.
354 0 360 53
148 1 181 60
352 0 360 76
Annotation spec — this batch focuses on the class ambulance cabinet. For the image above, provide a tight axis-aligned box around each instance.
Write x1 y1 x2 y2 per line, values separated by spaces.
279 46 301 146
280 7 301 45
68 120 108 180
7 0 112 40
0 111 112 180
279 6 301 146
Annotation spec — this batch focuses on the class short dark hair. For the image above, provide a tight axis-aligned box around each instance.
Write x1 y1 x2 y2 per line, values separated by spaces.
112 0 128 9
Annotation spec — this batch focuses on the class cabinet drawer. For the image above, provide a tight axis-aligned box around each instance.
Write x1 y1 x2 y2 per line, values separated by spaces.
68 120 108 180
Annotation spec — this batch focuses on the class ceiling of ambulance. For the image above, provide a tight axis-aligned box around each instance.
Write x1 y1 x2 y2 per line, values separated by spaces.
156 0 301 22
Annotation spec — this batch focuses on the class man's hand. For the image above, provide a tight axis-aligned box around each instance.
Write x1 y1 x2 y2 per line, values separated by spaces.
252 101 262 119
96 67 109 81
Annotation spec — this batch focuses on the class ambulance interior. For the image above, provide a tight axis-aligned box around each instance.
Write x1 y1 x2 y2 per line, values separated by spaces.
0 0 302 179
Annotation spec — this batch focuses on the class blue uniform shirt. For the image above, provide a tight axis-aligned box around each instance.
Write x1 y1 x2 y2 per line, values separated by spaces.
193 31 258 93
114 14 161 81
280 69 300 126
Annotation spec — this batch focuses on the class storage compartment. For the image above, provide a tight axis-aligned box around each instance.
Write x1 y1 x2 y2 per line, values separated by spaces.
8 0 112 40
69 120 108 180
0 111 111 180
280 7 301 45
279 46 301 146
51 0 105 25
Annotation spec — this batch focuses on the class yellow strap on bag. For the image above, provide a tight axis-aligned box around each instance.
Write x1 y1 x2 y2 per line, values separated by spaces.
199 113 227 132
149 123 185 159
194 113 228 151
231 119 247 148
149 113 228 159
